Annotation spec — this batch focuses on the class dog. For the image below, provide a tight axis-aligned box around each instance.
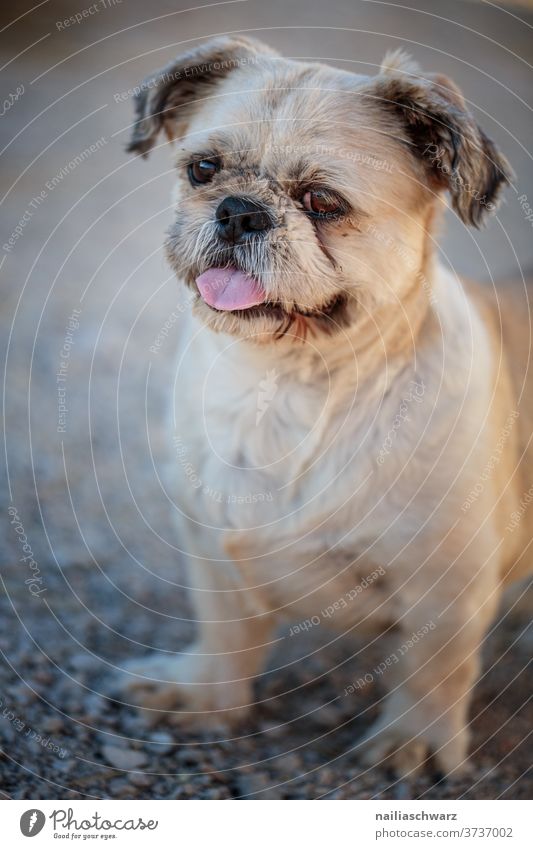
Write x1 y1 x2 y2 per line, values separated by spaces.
119 35 532 777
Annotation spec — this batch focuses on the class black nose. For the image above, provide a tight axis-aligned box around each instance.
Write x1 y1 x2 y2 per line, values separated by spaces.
215 196 272 243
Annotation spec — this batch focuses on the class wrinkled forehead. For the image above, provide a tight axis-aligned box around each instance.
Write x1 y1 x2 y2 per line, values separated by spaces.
182 61 401 192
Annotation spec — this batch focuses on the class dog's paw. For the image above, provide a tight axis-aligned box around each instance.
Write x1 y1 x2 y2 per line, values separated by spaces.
357 731 429 777
113 650 252 730
355 719 471 778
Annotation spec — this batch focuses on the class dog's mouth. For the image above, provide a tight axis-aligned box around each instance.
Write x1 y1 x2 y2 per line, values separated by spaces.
195 266 348 326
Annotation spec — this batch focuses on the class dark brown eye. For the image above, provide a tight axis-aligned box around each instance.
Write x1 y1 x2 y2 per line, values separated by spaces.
189 158 219 185
302 189 343 218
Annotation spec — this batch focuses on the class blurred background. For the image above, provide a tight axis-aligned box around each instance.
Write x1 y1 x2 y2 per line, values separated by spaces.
1 0 532 799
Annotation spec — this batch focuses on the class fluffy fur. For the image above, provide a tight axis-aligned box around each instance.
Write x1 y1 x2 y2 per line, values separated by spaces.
119 36 532 777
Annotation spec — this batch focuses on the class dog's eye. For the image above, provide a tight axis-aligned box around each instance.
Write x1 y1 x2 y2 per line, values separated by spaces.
189 158 219 186
302 189 343 218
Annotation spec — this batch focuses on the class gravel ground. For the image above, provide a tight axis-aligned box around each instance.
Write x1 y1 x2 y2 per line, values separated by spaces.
1 0 532 800
0 566 531 799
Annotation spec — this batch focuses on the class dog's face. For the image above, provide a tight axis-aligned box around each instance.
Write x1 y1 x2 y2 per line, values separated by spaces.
129 37 511 342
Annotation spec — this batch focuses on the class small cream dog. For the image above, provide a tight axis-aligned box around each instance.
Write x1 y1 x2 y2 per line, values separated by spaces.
120 36 532 776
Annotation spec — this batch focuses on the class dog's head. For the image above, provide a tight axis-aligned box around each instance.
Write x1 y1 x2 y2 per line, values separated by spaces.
128 36 512 342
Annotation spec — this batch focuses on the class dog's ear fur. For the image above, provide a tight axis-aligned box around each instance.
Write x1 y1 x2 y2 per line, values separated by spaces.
368 50 513 226
127 36 277 157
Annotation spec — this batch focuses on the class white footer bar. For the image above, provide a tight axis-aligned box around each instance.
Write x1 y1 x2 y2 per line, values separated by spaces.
4 799 530 848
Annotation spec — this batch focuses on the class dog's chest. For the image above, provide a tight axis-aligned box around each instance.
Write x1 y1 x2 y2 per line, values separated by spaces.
171 325 406 547
174 371 347 523
169 322 471 626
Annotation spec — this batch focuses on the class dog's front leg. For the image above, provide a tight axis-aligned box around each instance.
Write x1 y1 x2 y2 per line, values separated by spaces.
355 548 501 777
118 530 276 728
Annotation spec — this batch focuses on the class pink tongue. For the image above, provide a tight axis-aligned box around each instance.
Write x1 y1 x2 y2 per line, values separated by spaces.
196 267 266 311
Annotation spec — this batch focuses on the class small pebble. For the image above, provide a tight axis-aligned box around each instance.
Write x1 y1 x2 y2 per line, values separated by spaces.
147 730 175 755
55 758 76 774
129 772 154 788
70 653 98 672
101 745 147 770
108 777 137 798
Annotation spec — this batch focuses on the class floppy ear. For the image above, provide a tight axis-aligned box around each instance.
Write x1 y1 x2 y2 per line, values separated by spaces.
368 50 513 226
127 35 278 157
